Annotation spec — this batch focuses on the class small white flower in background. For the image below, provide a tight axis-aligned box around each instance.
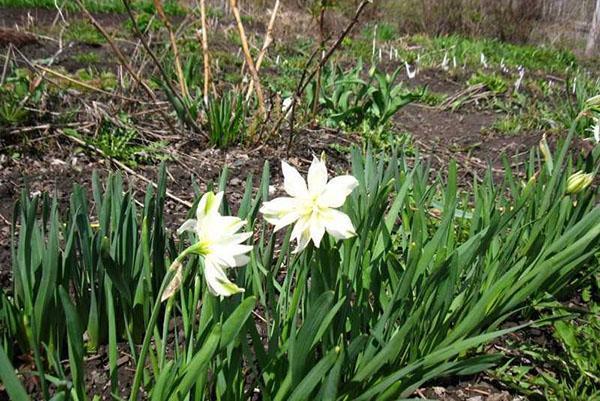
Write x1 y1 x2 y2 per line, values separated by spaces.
515 66 525 92
591 119 600 143
480 52 488 68
405 62 416 79
162 191 252 300
441 51 449 71
260 156 359 253
282 97 293 119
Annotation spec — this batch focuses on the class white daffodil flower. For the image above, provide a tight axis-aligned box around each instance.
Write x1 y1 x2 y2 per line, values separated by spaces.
260 156 359 253
162 191 252 300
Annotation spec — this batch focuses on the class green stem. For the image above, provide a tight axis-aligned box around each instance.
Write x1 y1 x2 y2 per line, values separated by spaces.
128 261 178 401
24 317 49 400
129 244 206 400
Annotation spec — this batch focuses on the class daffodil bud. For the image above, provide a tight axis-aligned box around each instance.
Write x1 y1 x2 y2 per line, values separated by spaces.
586 94 600 107
162 260 183 301
566 171 593 194
539 134 553 173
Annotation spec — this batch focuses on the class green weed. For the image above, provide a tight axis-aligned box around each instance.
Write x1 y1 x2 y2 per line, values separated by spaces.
0 0 185 14
65 114 165 166
206 92 246 148
307 62 421 131
494 302 600 401
468 71 508 94
0 68 46 126
65 20 106 45
71 52 100 65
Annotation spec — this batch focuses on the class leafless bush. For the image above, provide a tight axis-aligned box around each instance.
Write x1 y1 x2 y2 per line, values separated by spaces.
278 0 598 55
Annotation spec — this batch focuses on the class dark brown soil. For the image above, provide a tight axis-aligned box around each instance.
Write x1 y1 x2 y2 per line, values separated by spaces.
396 104 542 182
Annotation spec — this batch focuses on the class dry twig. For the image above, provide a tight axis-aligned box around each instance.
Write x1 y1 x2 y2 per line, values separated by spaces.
245 0 280 102
230 0 266 117
59 130 193 208
197 0 212 106
274 0 372 150
73 0 179 135
154 0 189 99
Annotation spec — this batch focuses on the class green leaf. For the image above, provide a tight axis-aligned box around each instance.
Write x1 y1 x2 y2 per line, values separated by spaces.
0 345 30 401
59 286 86 401
220 296 257 350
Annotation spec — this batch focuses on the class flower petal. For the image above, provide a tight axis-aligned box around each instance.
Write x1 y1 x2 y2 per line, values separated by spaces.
323 209 356 240
196 191 224 220
319 175 359 208
293 226 311 254
290 215 309 243
233 254 250 267
282 161 308 198
204 259 244 297
309 214 325 248
177 219 197 235
216 216 247 236
307 156 328 195
260 197 302 231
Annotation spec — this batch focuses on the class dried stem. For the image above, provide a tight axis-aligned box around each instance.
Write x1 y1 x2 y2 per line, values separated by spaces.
198 0 211 106
245 0 280 102
271 0 372 147
60 130 193 208
311 3 326 119
154 0 189 99
230 0 266 118
121 0 206 137
73 0 178 135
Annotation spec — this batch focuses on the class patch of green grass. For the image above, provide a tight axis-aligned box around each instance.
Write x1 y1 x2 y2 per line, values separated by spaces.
342 37 373 61
65 20 106 45
71 52 100 65
75 69 118 91
0 0 185 14
490 114 524 135
411 34 577 73
468 71 508 94
417 87 448 106
122 11 162 33
362 22 398 42
494 299 600 401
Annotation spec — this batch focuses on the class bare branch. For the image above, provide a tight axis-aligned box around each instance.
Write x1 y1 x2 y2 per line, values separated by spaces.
153 0 189 98
73 0 179 135
245 0 280 102
198 0 211 106
230 0 266 118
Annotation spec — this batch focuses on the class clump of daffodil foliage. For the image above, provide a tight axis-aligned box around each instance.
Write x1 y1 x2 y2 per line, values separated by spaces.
1 131 599 401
